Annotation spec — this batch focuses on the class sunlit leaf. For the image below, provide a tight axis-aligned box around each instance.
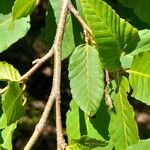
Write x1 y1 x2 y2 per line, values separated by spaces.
128 51 150 104
12 0 38 19
0 123 17 150
121 30 150 69
69 44 104 116
109 77 139 150
0 14 30 52
126 139 150 150
80 0 139 71
0 61 20 81
1 82 25 125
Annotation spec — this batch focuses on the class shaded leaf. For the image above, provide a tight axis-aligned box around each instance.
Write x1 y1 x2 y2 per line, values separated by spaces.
109 77 139 150
0 0 15 14
0 14 30 52
12 0 38 19
126 139 150 150
0 61 20 81
69 44 104 116
66 100 106 144
1 82 25 125
80 0 139 71
46 0 83 60
128 51 150 104
118 0 150 23
72 135 107 149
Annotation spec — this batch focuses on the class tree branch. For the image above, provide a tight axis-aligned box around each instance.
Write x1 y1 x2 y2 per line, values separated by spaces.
53 0 69 149
0 48 54 95
105 70 113 109
21 48 54 82
24 0 69 149
68 1 92 36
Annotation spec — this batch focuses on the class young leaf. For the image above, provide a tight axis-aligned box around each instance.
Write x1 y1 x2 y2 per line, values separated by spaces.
1 82 25 125
126 139 150 150
12 0 39 20
0 61 20 81
127 51 150 104
80 0 139 71
109 77 139 150
66 100 107 144
0 123 17 150
69 45 104 116
0 14 30 52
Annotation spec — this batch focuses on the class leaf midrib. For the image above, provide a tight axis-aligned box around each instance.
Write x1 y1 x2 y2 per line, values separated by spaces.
127 70 150 78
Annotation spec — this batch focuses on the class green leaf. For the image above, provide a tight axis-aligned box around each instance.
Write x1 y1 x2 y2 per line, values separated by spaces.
126 139 150 150
127 51 150 104
109 77 139 150
1 82 25 125
0 14 30 52
12 0 38 19
0 0 15 14
118 0 150 23
67 143 91 150
0 123 17 150
120 30 150 69
46 0 83 60
80 0 139 71
69 44 104 116
0 62 20 81
0 114 7 129
66 100 109 145
66 100 82 143
132 30 150 55
117 0 134 8
72 136 108 149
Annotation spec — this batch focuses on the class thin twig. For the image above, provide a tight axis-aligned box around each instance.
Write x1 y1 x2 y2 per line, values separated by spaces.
105 70 113 109
53 0 69 149
24 0 69 149
67 1 92 35
0 48 54 95
24 93 56 150
21 48 54 82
